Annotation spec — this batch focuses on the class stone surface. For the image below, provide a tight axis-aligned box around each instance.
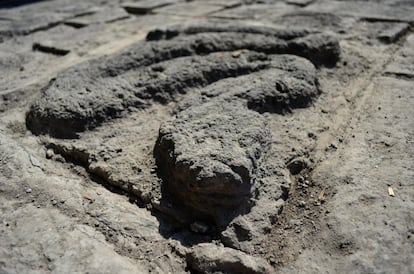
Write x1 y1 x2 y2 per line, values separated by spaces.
1 0 413 273
187 243 273 274
26 22 339 138
176 54 320 114
211 3 294 20
305 0 414 22
385 34 414 78
378 23 410 44
0 204 147 274
155 101 271 227
64 8 130 28
146 21 340 66
279 77 414 273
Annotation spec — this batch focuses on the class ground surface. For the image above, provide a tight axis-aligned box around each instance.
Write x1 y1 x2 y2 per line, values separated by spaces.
0 0 413 273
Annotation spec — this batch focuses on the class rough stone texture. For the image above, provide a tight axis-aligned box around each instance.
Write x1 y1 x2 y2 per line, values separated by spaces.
26 22 339 138
176 54 320 114
1 0 414 273
211 3 295 20
187 243 272 274
145 21 313 40
305 0 414 22
155 101 271 227
64 8 130 28
385 33 414 78
26 50 269 138
378 23 410 44
0 131 179 274
0 204 147 274
271 11 356 33
278 77 414 274
0 0 119 41
146 21 341 66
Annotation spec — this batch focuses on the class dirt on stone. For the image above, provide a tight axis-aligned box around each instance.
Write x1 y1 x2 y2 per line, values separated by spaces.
0 0 413 274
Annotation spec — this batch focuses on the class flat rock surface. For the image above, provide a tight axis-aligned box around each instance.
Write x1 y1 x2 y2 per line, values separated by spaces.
0 0 413 273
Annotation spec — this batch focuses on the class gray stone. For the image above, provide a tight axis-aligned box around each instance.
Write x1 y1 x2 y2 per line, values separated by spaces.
26 23 339 138
0 204 147 274
187 243 273 274
211 3 294 20
146 22 340 66
385 34 414 78
0 0 109 40
176 54 320 114
305 0 414 22
145 21 313 41
271 11 354 33
26 50 269 138
155 101 271 227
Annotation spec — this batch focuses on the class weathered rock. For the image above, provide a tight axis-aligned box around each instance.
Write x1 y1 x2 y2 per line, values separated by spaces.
176 54 320 114
221 198 285 253
0 0 108 41
385 34 414 78
211 3 295 20
26 51 269 138
378 23 409 44
26 23 338 138
146 21 341 66
305 0 414 22
0 204 147 274
287 33 341 66
187 243 273 274
146 21 313 41
272 11 351 33
155 101 271 227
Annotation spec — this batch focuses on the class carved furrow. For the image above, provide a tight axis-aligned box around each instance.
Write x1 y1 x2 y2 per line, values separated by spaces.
146 21 314 41
176 54 320 114
146 22 341 66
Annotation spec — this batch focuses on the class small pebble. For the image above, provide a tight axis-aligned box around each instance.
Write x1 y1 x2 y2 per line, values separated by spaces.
46 149 54 159
25 188 32 193
298 200 306 208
